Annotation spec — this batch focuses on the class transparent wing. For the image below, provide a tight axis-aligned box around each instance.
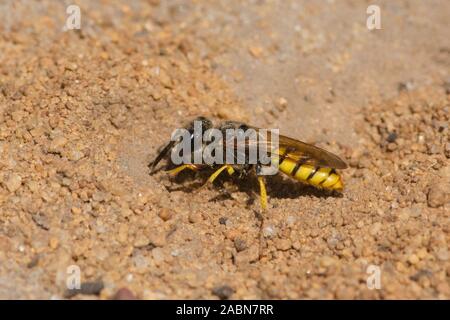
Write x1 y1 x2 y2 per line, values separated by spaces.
223 125 347 169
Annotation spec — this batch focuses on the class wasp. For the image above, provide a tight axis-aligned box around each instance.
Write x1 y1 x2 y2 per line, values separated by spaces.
149 117 347 210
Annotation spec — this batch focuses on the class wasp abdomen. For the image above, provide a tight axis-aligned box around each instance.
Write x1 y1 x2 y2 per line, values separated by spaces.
277 158 343 191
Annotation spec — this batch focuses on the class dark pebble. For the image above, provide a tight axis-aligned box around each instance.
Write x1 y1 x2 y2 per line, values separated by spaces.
386 132 398 143
398 81 414 92
212 285 234 300
64 280 104 298
27 255 39 268
409 269 432 282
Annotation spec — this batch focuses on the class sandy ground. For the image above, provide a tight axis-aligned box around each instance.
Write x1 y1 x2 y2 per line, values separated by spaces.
0 0 449 299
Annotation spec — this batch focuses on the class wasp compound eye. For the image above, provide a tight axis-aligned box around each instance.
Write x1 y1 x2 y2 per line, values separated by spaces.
199 118 213 131
239 124 250 131
186 116 213 133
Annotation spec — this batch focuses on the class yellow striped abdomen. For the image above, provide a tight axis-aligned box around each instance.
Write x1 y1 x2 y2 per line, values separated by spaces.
277 158 343 191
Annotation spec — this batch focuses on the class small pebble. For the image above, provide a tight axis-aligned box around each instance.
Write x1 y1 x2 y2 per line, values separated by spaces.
276 97 288 111
275 238 292 251
49 238 59 249
408 254 420 265
112 288 137 300
248 46 263 58
436 248 449 261
152 248 165 263
158 208 172 221
427 183 450 208
369 222 382 236
234 238 247 252
188 212 203 223
49 136 67 151
212 285 234 300
263 225 276 238
65 280 104 298
386 132 398 143
148 231 166 247
386 142 397 151
71 207 81 214
133 235 150 248
5 173 22 193
319 256 336 268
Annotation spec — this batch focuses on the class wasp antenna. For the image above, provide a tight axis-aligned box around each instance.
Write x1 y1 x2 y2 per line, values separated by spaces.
149 141 175 174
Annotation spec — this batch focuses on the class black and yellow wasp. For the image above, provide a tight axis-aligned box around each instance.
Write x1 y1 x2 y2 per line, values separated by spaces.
149 117 347 210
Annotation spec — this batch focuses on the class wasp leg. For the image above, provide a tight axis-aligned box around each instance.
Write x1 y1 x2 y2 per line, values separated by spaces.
167 164 199 176
207 165 235 184
257 176 268 211
256 175 268 261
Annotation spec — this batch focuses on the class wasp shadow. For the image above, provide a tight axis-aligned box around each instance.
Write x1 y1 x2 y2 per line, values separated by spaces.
153 165 341 205
158 168 255 206
263 173 342 200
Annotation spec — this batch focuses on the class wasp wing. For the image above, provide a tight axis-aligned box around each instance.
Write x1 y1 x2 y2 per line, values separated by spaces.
272 134 347 169
222 126 347 169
